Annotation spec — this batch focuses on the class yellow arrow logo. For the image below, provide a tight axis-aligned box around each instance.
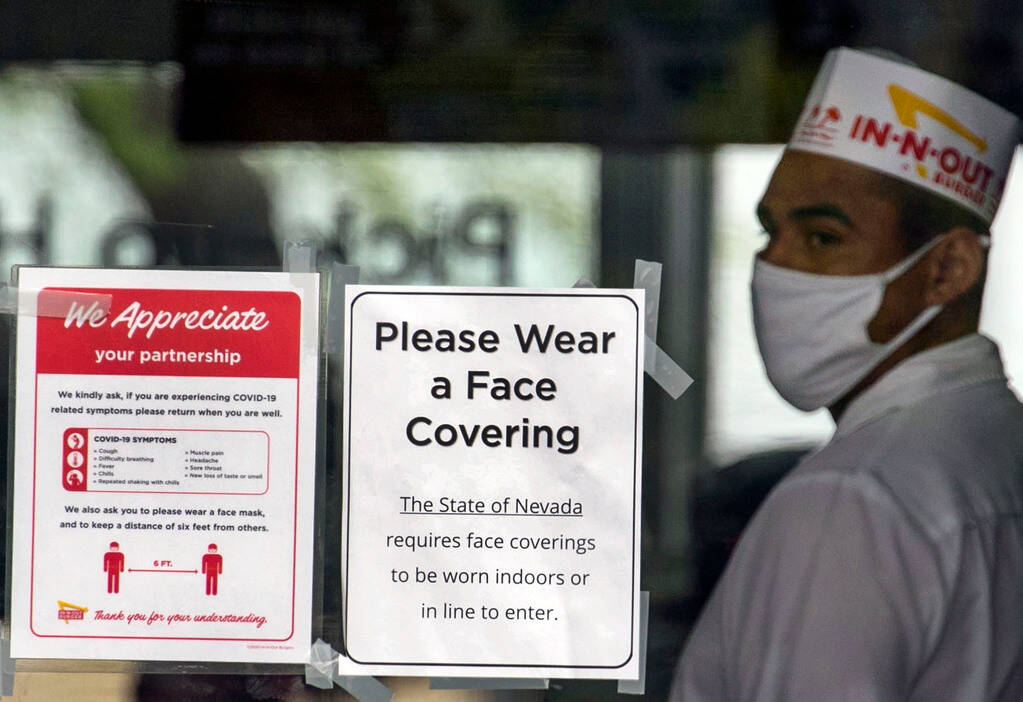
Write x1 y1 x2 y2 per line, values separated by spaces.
57 600 88 624
888 84 987 154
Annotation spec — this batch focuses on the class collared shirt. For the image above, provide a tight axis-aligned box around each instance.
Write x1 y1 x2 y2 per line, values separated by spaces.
672 334 1023 701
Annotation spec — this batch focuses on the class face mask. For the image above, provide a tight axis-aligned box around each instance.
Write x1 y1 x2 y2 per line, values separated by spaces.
751 235 946 411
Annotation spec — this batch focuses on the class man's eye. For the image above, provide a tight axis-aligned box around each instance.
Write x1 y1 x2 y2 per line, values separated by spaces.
807 231 840 248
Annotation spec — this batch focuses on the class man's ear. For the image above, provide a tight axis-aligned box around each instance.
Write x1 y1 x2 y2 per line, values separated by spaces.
924 227 986 305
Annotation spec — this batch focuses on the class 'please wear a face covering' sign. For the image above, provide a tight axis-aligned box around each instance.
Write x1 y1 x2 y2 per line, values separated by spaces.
340 286 644 680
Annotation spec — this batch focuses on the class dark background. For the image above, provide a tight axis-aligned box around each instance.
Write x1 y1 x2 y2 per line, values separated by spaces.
2 1 1021 144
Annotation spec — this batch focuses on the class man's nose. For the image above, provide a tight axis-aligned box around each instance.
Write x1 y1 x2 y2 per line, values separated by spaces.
759 232 797 268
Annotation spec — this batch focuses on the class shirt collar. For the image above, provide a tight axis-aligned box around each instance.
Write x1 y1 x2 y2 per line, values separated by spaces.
835 333 1007 438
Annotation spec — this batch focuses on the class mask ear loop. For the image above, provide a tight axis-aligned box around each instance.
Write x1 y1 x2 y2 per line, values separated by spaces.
848 232 950 393
871 230 991 361
880 232 948 283
885 231 991 285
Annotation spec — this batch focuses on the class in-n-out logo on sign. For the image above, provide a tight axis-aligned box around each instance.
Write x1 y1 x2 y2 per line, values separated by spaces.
57 600 87 623
795 104 843 146
846 84 999 209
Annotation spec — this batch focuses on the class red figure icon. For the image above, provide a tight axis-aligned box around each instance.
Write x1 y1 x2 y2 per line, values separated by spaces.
202 543 223 596
103 542 125 594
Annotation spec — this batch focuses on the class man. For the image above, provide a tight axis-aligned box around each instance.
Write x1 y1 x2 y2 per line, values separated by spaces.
103 541 124 594
672 48 1023 699
202 543 222 596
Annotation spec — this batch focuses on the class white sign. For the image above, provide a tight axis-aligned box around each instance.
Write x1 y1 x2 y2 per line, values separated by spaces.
9 268 319 663
340 286 644 679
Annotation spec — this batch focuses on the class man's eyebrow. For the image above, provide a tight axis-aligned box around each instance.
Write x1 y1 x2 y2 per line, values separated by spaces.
755 202 774 229
789 203 854 228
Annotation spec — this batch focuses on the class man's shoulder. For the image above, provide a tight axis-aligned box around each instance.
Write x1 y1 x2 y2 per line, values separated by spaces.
794 380 1023 539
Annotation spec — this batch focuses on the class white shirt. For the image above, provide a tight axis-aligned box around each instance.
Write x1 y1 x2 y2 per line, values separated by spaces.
672 334 1023 701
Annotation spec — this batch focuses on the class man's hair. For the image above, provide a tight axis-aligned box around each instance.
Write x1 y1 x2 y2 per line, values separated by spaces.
872 172 990 252
872 171 989 314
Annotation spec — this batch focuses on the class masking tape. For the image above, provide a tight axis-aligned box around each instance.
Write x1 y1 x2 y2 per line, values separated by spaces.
326 262 361 355
0 284 15 315
0 637 11 697
634 260 661 342
617 591 650 695
305 639 337 690
305 639 393 702
646 338 693 399
333 672 394 702
575 266 692 399
283 240 316 273
282 241 322 353
633 260 692 399
0 284 112 319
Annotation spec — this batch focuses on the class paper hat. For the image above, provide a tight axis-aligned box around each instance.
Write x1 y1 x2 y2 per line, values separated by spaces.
788 47 1021 224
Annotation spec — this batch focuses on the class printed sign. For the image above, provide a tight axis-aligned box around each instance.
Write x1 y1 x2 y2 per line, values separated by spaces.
340 286 644 679
9 268 319 663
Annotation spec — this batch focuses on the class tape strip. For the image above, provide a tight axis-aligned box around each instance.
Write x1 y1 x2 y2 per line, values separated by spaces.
430 677 549 690
0 284 15 315
305 639 394 702
0 283 113 319
0 637 12 697
634 260 661 342
333 673 395 702
283 240 316 273
283 240 322 354
305 639 337 690
575 269 692 399
645 339 693 400
326 263 361 355
633 261 692 399
617 591 650 695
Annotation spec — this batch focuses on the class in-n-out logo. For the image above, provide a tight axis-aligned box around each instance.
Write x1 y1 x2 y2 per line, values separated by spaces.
847 84 998 211
795 104 843 146
57 600 87 623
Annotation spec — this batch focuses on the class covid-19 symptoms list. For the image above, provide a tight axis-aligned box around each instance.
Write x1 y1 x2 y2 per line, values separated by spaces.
9 268 319 663
340 287 644 680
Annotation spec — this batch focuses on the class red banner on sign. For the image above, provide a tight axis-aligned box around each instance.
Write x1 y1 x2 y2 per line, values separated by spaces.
36 288 301 378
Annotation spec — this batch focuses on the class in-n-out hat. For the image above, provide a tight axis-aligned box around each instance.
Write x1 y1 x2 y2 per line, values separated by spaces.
788 47 1021 224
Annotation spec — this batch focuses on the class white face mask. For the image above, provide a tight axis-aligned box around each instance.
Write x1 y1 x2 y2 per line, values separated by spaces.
751 235 947 411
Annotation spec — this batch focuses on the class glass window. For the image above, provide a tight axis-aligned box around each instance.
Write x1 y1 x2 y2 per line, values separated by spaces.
980 151 1023 391
0 64 599 287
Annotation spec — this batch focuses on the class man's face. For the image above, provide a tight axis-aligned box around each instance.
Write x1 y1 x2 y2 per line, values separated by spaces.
757 151 907 273
756 150 930 342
